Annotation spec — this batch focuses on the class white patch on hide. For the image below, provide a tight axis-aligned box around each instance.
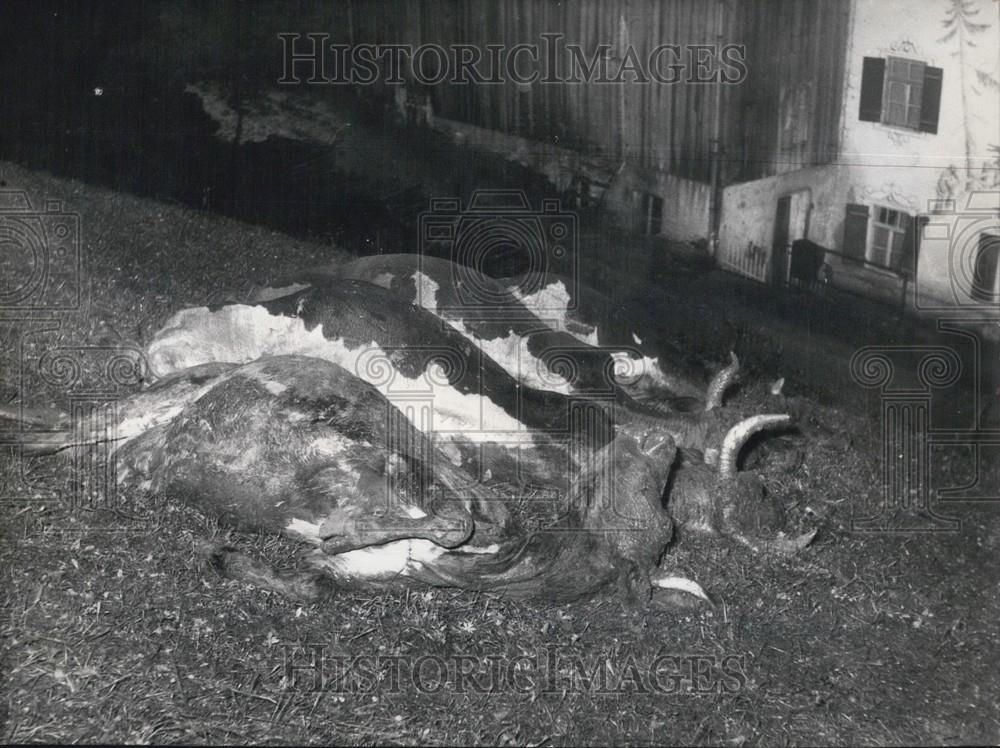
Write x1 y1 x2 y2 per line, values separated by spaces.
147 304 535 445
113 378 221 451
371 272 395 289
608 351 654 389
509 280 691 398
453 543 500 555
412 272 574 394
509 280 600 347
324 538 446 579
609 351 682 396
318 538 500 581
413 269 441 310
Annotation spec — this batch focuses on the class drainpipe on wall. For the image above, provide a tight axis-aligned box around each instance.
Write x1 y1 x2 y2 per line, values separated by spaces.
708 0 726 260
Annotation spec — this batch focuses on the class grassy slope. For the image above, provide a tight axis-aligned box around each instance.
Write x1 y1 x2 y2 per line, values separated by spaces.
1 162 998 745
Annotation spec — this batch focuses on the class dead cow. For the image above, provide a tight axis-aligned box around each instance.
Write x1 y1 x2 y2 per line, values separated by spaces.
148 278 812 553
10 355 709 604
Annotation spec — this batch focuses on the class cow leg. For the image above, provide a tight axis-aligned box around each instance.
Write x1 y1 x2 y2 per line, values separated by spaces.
317 504 473 555
198 540 331 601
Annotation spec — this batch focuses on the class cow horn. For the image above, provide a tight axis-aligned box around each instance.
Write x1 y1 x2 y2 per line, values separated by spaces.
731 527 817 554
718 414 791 477
651 573 711 603
705 352 740 410
755 528 818 554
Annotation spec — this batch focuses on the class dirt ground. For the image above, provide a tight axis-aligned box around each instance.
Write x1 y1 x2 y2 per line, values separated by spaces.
2 161 999 745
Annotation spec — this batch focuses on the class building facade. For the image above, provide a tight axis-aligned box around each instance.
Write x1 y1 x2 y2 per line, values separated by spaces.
337 0 998 325
716 0 1000 324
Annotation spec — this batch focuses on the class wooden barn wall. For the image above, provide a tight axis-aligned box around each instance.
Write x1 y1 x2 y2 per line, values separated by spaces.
341 0 850 186
726 0 852 184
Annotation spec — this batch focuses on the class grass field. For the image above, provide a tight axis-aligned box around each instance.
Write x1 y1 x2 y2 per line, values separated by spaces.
2 161 998 745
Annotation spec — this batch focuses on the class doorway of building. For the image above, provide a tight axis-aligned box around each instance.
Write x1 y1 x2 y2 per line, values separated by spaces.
771 190 812 285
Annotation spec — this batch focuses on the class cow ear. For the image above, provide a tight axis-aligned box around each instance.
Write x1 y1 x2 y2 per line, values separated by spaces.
859 57 885 122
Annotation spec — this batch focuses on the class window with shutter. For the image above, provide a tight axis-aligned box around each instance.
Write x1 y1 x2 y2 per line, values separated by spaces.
883 58 925 129
858 56 942 133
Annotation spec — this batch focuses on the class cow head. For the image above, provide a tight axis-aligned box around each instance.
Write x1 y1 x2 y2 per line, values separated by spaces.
414 428 692 604
667 415 816 553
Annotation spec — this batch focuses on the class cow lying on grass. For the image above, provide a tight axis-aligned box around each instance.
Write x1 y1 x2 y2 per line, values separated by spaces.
149 277 814 553
11 355 710 604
